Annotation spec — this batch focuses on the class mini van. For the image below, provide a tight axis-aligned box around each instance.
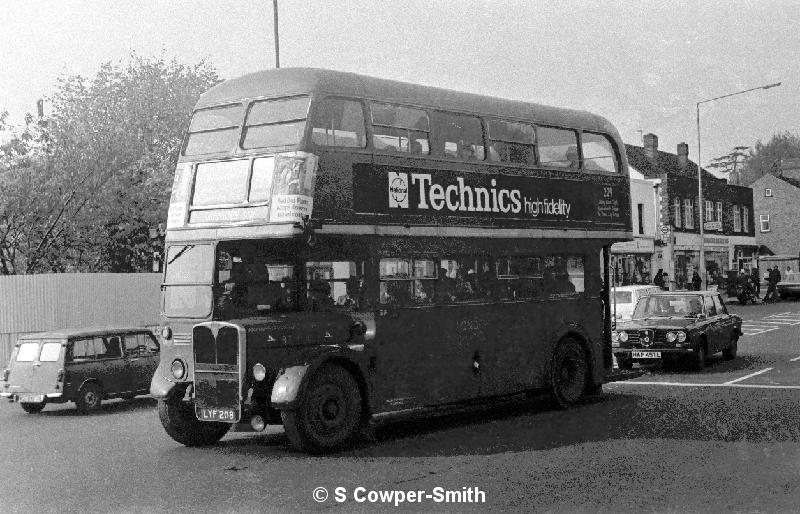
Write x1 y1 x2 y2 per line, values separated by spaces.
1 327 159 414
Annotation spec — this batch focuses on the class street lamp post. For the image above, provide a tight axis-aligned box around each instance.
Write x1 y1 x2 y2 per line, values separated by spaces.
695 82 781 289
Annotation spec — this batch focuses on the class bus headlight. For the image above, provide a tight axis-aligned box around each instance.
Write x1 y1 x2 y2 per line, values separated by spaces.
618 331 629 343
666 332 677 343
171 359 186 380
252 363 267 382
677 331 687 342
161 326 173 341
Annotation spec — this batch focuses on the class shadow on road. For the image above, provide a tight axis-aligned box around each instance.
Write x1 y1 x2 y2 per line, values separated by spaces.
31 396 158 417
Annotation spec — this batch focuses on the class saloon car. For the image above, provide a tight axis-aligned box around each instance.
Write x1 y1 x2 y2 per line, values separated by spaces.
612 291 742 370
1 327 159 413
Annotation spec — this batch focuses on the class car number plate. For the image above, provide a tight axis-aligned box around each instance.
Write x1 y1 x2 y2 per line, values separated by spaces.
196 407 239 422
632 351 661 359
19 394 44 403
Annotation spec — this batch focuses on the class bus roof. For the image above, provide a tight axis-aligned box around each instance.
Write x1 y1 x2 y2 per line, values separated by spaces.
197 68 620 136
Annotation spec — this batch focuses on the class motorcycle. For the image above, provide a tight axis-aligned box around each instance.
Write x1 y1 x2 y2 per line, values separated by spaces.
736 283 759 305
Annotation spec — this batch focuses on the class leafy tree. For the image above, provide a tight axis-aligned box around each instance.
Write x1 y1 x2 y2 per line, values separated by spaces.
739 132 800 186
0 54 220 274
707 146 749 185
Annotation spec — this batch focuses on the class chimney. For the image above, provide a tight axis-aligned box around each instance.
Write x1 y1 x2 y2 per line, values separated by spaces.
677 142 689 170
643 133 658 161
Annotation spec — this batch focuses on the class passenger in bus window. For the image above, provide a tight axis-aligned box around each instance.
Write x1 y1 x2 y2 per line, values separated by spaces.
457 140 475 159
309 279 333 311
566 146 580 170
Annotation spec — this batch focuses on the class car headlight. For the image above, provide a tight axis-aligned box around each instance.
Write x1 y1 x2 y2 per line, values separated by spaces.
677 331 687 342
170 359 186 380
252 363 267 382
666 332 677 343
611 331 619 343
618 331 629 343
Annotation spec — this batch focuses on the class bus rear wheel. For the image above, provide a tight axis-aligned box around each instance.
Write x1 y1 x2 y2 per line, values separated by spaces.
281 364 362 454
550 338 589 409
158 398 230 447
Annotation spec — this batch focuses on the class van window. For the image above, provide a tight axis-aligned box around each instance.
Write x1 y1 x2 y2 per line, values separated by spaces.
70 338 93 360
16 342 39 362
39 343 62 362
124 333 159 357
98 336 122 359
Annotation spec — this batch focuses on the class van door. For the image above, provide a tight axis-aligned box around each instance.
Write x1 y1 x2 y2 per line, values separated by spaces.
124 333 160 393
28 340 66 396
7 340 40 395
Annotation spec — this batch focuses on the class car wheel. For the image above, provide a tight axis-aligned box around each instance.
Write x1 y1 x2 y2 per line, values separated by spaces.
281 364 363 454
722 335 738 361
20 401 46 414
76 383 103 414
550 338 590 409
693 342 707 371
158 398 230 447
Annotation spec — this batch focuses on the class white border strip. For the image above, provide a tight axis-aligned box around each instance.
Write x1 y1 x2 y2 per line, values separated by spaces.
724 368 773 385
611 381 800 390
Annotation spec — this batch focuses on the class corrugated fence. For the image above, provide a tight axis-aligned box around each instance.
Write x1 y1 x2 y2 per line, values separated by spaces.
0 273 162 367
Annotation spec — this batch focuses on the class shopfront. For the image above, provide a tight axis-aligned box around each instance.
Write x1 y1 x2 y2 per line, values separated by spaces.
610 239 654 287
673 234 730 290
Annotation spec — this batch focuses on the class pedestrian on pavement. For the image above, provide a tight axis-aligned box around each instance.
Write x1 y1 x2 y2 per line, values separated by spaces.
654 269 665 289
751 267 761 299
764 265 782 302
691 270 702 291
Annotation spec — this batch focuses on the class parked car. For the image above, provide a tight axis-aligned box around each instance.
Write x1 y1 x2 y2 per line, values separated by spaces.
1 326 159 413
611 285 663 322
778 270 800 299
612 291 742 370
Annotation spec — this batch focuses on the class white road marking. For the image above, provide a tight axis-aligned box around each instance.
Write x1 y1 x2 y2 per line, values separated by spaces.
724 368 774 385
610 381 800 390
790 356 800 362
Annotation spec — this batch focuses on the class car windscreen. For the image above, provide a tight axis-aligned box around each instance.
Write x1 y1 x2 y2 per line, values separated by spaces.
15 342 40 362
633 295 704 318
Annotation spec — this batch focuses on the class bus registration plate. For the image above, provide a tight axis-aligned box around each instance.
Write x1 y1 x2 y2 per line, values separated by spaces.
632 351 661 359
196 407 239 422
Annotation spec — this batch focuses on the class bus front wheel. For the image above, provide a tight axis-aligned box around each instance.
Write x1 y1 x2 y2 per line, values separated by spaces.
550 338 589 409
281 364 363 454
158 398 230 447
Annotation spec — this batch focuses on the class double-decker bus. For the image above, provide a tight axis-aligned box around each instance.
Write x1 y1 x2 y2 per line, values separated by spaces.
150 68 632 453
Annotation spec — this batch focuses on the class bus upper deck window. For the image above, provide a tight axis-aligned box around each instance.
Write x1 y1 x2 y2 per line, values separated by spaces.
486 119 536 165
242 96 310 150
183 104 243 156
537 126 579 170
431 111 484 160
581 132 619 172
311 98 366 148
371 103 430 155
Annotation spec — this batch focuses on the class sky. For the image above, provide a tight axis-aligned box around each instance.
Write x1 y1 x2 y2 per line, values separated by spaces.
1 0 797 167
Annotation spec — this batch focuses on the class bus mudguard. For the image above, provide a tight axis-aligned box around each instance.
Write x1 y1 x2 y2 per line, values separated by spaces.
270 349 370 411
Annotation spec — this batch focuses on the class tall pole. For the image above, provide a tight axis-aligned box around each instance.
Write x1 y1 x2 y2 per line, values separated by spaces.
695 82 781 290
273 0 280 68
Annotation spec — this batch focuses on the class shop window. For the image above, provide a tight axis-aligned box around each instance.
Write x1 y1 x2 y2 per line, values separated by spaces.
431 111 484 160
760 214 770 232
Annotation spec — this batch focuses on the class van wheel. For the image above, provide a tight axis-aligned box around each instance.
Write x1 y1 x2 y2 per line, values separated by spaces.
76 383 103 414
550 338 589 409
158 399 230 447
281 364 362 453
21 401 45 414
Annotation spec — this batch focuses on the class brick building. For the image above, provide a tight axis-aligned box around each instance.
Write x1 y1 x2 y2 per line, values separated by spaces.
626 133 756 290
751 162 800 257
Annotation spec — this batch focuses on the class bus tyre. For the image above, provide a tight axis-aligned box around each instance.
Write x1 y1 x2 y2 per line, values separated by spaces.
76 383 103 414
550 338 589 409
281 364 362 454
21 401 45 414
722 335 738 361
158 398 230 447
